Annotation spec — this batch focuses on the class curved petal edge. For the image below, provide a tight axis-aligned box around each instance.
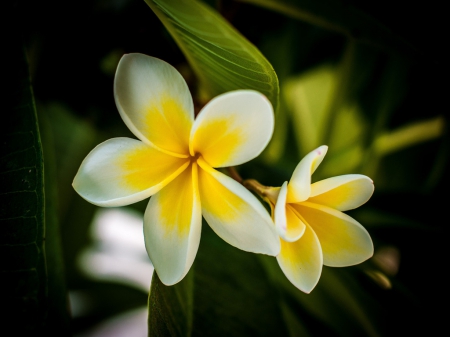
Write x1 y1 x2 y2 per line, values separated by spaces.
287 145 328 203
277 223 323 293
198 158 280 256
309 174 374 211
73 137 189 207
190 90 274 167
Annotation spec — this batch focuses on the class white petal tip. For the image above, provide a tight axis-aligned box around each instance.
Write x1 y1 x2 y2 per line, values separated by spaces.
298 286 314 294
158 274 184 286
316 145 328 156
283 267 321 294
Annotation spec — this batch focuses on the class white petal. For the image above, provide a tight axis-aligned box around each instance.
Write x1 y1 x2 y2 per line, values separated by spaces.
197 158 280 255
190 90 274 167
143 163 202 285
274 182 306 242
73 138 188 207
294 202 373 267
287 145 328 203
277 223 323 293
309 174 374 211
114 53 193 156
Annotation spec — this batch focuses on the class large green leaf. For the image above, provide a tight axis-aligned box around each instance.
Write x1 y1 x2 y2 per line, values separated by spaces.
1 40 70 333
1 43 44 331
37 104 74 335
148 223 290 336
143 0 279 110
149 268 194 336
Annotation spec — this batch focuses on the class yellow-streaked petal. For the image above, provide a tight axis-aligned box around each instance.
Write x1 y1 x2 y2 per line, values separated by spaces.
294 201 373 267
274 182 306 242
309 174 374 211
286 206 307 241
277 223 323 293
114 53 193 156
197 158 280 255
143 163 201 285
190 90 274 167
287 145 328 203
73 138 189 207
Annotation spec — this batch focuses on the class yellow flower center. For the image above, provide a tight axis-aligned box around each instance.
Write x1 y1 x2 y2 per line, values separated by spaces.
189 152 202 164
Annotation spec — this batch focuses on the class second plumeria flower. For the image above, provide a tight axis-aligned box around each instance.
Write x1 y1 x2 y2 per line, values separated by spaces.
259 145 374 293
73 53 280 285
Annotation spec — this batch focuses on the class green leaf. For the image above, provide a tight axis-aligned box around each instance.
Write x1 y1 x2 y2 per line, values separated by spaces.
37 105 73 334
360 116 445 181
143 0 279 110
149 270 194 337
237 0 416 57
40 102 105 290
148 223 290 336
40 102 98 218
283 43 380 177
319 102 367 176
1 43 45 331
283 64 337 155
373 116 445 156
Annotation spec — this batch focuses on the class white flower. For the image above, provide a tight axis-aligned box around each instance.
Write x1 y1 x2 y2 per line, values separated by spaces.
266 146 374 293
73 53 280 285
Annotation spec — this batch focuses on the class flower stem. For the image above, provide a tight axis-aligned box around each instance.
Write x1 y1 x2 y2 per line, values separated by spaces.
244 179 280 207
228 169 278 205
226 166 243 183
242 179 265 196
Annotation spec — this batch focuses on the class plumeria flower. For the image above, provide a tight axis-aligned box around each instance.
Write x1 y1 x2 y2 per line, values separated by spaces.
73 53 280 286
262 145 374 293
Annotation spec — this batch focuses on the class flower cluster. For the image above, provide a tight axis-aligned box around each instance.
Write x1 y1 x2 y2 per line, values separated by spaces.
73 53 373 292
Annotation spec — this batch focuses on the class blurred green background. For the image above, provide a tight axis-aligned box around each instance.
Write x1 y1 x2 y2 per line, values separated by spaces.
4 0 448 336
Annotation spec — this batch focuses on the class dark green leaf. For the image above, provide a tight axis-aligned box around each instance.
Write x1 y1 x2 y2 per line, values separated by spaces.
148 223 290 336
143 0 279 110
1 38 70 334
148 269 194 337
38 104 73 334
1 42 46 332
